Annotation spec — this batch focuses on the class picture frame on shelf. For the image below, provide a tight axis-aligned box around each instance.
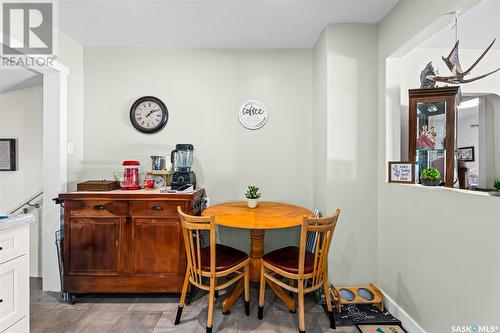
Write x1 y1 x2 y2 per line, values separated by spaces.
457 146 475 162
0 139 17 171
388 161 415 184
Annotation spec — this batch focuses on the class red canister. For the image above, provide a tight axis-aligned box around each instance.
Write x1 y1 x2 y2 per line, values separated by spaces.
121 160 141 190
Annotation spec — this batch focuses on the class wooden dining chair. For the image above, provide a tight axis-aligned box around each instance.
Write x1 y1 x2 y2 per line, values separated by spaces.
258 209 340 333
175 207 251 333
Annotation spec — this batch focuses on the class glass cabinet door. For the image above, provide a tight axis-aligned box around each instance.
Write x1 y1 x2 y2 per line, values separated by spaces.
415 101 447 183
409 87 459 187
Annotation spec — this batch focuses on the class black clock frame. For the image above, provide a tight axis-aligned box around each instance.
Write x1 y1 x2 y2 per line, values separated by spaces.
130 96 168 134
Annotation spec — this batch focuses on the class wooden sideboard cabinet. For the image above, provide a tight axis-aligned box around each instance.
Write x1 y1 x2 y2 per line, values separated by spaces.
57 189 205 297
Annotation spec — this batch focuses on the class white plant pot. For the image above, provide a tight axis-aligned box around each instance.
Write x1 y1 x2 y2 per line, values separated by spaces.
247 199 258 208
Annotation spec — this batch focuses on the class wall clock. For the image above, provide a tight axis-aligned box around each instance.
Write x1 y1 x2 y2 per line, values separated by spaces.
130 96 168 134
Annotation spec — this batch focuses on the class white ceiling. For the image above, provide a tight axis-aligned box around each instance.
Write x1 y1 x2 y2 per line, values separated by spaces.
57 0 398 48
421 0 500 49
0 69 42 94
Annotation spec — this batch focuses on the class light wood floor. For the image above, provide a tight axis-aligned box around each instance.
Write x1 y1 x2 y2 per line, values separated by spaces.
30 278 357 333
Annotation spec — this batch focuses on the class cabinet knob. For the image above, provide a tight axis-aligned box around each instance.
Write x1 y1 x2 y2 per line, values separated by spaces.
0 247 2 251
151 206 163 211
93 205 105 210
0 299 3 303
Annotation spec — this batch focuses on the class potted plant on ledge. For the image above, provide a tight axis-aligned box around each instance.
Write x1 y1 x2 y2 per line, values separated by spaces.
494 179 500 191
420 167 441 186
245 186 261 208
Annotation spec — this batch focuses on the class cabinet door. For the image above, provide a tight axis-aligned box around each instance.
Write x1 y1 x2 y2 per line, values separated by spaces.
131 218 182 275
2 317 28 333
0 255 28 332
408 87 459 187
0 224 28 265
68 218 122 274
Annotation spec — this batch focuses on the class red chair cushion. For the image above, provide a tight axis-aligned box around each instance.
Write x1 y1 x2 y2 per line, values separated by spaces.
262 246 314 274
200 244 248 272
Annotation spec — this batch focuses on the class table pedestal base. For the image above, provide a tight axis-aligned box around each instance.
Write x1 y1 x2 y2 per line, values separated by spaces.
221 228 296 313
222 282 244 313
268 280 296 312
249 229 265 281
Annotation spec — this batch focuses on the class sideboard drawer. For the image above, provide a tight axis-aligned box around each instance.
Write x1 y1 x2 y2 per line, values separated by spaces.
0 255 29 332
0 225 29 265
70 200 128 217
129 201 180 217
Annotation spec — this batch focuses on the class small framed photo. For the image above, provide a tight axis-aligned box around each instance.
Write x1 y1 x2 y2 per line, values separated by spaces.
388 161 415 184
356 324 407 333
457 146 475 162
0 139 17 171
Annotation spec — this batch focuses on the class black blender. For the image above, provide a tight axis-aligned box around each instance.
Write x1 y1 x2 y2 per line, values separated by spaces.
170 144 196 190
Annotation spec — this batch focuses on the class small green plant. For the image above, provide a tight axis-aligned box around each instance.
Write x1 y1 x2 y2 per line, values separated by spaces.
245 186 261 199
494 179 500 191
421 167 441 181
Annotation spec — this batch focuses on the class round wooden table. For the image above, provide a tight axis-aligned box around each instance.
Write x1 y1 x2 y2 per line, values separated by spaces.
202 201 312 313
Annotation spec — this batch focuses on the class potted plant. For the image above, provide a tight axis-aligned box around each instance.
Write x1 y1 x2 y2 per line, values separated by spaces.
420 167 441 186
245 186 261 208
494 179 500 191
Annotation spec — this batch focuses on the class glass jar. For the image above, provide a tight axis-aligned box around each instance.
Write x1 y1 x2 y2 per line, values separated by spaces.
144 172 155 190
121 160 141 190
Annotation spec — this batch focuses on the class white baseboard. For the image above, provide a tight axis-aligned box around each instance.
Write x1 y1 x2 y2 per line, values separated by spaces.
381 289 426 333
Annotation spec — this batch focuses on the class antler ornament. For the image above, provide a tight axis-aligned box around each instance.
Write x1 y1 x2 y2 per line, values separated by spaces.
421 39 500 87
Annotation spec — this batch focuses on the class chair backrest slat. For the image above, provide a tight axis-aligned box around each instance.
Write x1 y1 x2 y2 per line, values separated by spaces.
188 219 201 282
178 206 216 282
298 209 340 288
305 209 320 253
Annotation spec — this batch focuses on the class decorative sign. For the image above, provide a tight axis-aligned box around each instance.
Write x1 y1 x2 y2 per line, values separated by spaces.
0 139 17 171
457 146 475 162
388 161 415 184
239 100 268 130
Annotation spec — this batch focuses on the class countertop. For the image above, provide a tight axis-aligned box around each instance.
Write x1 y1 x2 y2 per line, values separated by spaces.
73 188 198 195
58 188 205 200
0 214 34 231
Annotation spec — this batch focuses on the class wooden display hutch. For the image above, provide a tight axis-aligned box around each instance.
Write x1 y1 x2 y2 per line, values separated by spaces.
408 87 461 187
57 189 205 302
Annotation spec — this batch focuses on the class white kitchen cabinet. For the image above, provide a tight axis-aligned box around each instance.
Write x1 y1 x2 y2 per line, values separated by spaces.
0 223 30 333
2 318 28 333
0 224 29 266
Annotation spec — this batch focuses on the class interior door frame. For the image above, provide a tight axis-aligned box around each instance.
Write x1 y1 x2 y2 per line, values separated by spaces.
1 48 69 291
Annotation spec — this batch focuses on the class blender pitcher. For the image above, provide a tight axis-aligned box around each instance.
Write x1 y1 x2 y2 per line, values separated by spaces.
171 144 194 171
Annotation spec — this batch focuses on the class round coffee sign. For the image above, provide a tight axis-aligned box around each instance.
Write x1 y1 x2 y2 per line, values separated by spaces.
239 100 268 130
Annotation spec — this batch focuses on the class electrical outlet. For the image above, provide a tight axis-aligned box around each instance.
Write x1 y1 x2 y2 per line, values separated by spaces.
67 142 74 155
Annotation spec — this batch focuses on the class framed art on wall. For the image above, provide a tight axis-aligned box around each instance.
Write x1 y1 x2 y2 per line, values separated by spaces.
457 146 475 162
388 161 415 184
0 139 17 171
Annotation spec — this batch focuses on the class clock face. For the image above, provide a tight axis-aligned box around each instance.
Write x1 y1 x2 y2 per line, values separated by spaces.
130 96 168 134
154 175 165 188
